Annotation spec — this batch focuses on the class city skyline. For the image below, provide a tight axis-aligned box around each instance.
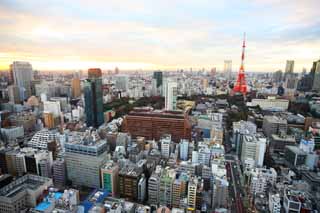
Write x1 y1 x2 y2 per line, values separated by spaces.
0 0 319 72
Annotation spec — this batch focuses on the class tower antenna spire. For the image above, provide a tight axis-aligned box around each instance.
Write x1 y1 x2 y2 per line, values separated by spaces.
233 33 247 95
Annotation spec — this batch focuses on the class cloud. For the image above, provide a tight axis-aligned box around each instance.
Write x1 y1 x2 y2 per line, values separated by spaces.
0 0 319 71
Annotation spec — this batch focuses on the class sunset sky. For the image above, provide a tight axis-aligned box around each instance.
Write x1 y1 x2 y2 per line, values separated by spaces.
0 0 319 72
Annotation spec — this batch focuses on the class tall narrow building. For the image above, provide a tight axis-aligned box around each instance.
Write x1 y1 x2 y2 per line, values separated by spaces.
224 60 232 80
84 68 104 128
148 166 162 206
187 176 198 211
11 61 33 100
101 161 119 197
284 60 295 77
159 168 176 208
71 77 81 98
312 61 320 92
164 79 177 110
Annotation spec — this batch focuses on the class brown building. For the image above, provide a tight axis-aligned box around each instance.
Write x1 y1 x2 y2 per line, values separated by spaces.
43 112 55 129
71 77 81 98
123 108 191 142
88 68 102 78
119 166 142 201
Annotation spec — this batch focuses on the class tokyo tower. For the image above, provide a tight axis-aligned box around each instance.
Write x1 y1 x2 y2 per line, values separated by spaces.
233 33 247 95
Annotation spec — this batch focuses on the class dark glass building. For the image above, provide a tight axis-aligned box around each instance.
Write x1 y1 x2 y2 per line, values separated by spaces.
153 71 163 88
84 68 104 128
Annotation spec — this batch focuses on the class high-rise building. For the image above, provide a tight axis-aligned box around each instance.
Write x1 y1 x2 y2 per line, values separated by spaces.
198 143 211 166
284 60 294 80
52 158 66 188
159 168 176 208
161 134 171 158
241 134 267 168
247 167 277 195
84 68 104 128
262 115 288 138
71 77 81 98
138 174 147 202
64 130 108 188
10 61 33 100
312 61 320 92
8 85 21 104
285 73 298 89
273 70 283 83
224 60 232 80
285 60 295 74
153 71 163 89
270 134 296 154
172 173 188 208
88 68 102 78
212 177 229 209
164 79 178 110
43 112 55 129
38 158 52 177
119 165 143 201
187 176 198 211
101 161 119 197
179 139 189 161
114 75 129 92
284 146 307 168
148 166 162 206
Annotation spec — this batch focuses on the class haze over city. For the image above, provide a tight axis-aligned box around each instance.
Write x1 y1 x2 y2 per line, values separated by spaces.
0 0 319 71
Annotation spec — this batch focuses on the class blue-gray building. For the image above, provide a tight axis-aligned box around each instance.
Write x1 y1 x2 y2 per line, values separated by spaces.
84 70 104 128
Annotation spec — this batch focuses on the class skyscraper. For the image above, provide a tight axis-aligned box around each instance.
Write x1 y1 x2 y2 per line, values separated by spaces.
8 85 21 104
224 60 232 80
153 71 163 88
71 77 81 98
164 79 177 110
84 68 104 128
284 60 294 81
312 61 320 92
11 61 33 100
64 130 108 188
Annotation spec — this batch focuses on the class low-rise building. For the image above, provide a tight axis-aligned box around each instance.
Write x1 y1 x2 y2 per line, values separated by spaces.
0 174 52 213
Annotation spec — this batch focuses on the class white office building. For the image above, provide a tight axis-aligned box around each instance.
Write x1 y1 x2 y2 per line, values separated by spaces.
241 134 267 167
179 139 189 161
161 135 171 158
247 167 277 195
164 79 177 110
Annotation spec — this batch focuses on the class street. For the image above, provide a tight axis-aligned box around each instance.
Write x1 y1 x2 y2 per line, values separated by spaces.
224 130 245 213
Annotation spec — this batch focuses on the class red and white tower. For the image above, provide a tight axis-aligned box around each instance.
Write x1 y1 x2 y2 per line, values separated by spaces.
233 33 247 95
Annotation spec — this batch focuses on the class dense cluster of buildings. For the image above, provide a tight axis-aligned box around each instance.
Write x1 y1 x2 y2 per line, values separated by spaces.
0 59 320 212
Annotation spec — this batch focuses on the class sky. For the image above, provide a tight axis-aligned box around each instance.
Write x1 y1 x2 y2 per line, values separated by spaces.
0 0 319 72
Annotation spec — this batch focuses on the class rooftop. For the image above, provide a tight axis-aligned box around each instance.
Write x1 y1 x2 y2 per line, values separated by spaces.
0 174 51 198
128 107 186 119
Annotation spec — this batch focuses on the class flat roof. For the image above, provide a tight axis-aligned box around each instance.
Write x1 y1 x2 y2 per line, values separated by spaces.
35 201 51 211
